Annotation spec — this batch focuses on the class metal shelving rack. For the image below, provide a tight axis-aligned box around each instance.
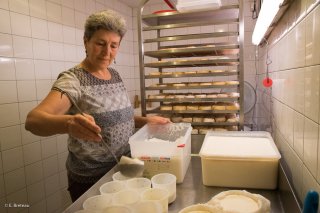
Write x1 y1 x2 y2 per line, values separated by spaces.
137 0 244 133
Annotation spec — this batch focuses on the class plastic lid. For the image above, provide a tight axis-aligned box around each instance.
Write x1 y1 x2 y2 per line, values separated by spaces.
199 136 280 159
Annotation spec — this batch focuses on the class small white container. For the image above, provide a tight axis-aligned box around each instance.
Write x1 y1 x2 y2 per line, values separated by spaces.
112 171 133 182
126 177 151 193
141 188 169 213
112 189 140 207
133 200 162 213
102 204 133 213
151 173 177 203
199 131 281 189
99 180 126 195
82 194 112 211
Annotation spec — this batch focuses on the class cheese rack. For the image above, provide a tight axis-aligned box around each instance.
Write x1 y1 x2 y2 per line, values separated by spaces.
137 0 244 133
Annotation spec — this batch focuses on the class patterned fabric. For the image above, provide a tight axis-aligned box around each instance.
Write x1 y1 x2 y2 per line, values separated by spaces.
52 66 134 183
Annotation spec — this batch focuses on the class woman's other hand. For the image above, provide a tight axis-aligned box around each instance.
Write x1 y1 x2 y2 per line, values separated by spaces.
146 115 171 124
134 115 171 128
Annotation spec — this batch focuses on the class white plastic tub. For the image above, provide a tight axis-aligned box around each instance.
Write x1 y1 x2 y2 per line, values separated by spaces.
129 123 192 183
176 0 221 12
199 131 281 189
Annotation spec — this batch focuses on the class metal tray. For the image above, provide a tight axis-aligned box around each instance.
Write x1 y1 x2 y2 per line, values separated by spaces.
145 70 238 79
147 107 239 114
191 122 239 126
144 32 239 43
144 58 239 68
144 43 239 58
146 97 239 103
142 5 239 26
145 84 238 90
143 18 239 31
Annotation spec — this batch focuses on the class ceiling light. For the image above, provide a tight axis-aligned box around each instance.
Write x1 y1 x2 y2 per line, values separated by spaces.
252 0 285 45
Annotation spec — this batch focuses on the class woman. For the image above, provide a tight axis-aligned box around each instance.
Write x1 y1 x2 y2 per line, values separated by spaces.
25 9 170 202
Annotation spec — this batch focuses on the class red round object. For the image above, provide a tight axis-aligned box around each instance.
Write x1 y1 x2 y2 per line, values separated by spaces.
263 77 273 87
153 10 176 14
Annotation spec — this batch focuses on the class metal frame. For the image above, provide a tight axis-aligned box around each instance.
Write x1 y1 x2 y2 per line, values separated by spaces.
137 0 149 116
238 0 244 130
138 0 244 131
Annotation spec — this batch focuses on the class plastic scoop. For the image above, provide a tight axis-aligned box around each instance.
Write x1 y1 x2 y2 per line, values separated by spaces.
118 156 144 177
60 90 144 178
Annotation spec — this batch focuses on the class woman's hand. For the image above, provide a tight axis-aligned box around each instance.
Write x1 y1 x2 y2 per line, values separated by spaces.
146 115 171 124
134 115 171 128
67 113 102 142
25 90 103 141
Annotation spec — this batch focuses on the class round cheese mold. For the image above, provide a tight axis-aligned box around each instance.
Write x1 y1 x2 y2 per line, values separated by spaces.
207 190 271 213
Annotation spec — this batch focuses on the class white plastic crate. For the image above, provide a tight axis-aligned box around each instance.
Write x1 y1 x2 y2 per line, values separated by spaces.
129 123 192 183
199 131 281 189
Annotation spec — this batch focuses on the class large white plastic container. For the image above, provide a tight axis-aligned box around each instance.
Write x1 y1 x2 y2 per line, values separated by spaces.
176 0 221 12
199 131 281 189
129 123 192 183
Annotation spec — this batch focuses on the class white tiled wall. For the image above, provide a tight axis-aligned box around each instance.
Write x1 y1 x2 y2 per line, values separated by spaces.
257 0 320 205
0 0 136 212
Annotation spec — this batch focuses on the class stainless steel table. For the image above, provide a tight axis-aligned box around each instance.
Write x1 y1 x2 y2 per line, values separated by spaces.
63 135 300 213
63 157 285 213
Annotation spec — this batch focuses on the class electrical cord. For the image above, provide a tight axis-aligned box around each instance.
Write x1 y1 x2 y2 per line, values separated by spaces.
252 0 258 19
251 45 259 130
252 38 273 132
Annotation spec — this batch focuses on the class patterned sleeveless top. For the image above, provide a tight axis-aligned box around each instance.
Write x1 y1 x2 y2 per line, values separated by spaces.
52 66 134 183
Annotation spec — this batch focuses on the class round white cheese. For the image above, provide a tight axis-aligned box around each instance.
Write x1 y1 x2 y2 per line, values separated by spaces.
207 190 271 213
219 194 259 212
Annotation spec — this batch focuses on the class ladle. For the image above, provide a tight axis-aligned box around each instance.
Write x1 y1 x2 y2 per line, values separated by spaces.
59 90 144 177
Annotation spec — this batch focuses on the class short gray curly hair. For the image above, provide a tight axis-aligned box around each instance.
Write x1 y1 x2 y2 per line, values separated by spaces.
84 10 127 41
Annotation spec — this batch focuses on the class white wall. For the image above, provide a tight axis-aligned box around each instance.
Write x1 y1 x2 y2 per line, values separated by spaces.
0 0 136 212
256 0 320 205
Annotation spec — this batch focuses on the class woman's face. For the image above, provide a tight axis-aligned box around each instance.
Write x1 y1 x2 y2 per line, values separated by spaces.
84 29 121 69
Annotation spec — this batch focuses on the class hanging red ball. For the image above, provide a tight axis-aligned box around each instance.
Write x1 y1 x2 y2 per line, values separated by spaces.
263 77 273 87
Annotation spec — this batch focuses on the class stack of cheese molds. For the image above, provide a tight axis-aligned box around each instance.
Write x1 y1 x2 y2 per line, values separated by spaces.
129 123 192 183
199 131 281 189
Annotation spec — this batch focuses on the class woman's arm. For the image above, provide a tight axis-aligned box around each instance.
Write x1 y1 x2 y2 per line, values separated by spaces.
134 115 171 128
25 90 101 142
